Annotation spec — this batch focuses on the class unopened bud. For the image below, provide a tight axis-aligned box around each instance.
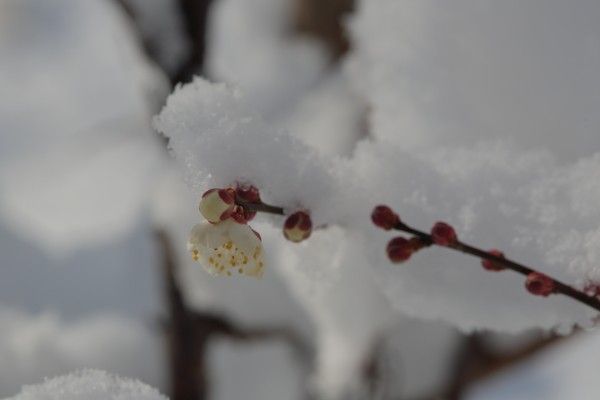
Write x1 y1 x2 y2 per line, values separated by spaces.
525 272 555 297
371 205 400 230
387 237 414 263
199 188 235 223
430 222 458 246
283 211 312 243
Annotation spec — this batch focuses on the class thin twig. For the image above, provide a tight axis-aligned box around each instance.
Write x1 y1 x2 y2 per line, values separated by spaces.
394 221 600 313
236 198 285 215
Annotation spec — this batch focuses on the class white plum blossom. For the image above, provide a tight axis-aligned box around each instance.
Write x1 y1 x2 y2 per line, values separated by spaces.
188 219 265 278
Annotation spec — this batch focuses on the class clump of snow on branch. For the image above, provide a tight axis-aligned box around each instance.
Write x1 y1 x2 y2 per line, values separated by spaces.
153 79 337 226
155 75 600 334
7 370 166 400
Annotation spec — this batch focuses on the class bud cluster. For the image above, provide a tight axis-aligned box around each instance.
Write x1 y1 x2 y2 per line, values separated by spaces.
372 205 427 264
371 204 565 300
199 184 313 244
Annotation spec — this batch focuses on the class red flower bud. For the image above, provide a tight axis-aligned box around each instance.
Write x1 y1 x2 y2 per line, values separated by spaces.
430 222 458 246
386 237 413 263
525 272 556 297
283 211 312 243
371 205 400 230
481 249 506 272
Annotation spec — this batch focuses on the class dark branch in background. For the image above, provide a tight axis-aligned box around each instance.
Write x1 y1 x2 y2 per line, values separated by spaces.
155 229 313 400
292 0 355 60
173 0 215 84
113 0 216 85
428 332 568 400
393 220 600 313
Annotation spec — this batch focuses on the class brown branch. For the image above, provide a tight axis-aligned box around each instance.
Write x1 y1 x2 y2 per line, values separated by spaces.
292 0 355 60
173 0 215 84
424 331 570 400
237 197 600 314
393 220 600 313
236 197 285 215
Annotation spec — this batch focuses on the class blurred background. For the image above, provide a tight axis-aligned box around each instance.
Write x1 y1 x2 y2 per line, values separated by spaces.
1 1 600 399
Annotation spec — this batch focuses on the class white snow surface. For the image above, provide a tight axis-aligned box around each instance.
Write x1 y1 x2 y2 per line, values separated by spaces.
6 369 166 400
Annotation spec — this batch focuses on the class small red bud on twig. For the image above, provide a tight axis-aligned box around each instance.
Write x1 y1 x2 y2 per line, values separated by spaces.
481 249 506 272
387 237 413 263
431 222 458 246
525 272 556 297
283 211 312 243
371 205 400 230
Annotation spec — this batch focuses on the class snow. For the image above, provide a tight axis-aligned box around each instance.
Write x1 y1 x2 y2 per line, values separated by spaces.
153 79 337 227
205 0 328 119
0 309 163 398
0 0 168 253
6 370 166 400
208 339 305 400
346 0 600 161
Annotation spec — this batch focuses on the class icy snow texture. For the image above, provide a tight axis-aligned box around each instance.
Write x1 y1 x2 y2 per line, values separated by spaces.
6 370 166 400
153 79 337 227
0 309 163 398
0 0 168 253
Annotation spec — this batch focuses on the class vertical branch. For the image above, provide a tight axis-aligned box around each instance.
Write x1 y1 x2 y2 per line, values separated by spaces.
156 229 207 400
173 0 216 83
156 229 314 400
